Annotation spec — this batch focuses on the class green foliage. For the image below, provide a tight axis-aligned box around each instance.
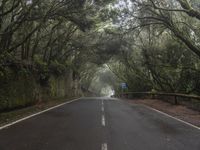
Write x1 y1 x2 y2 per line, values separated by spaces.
49 60 67 76
34 56 49 86
109 28 200 95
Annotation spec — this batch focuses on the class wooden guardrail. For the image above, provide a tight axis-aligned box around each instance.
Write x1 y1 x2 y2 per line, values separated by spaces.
115 92 200 111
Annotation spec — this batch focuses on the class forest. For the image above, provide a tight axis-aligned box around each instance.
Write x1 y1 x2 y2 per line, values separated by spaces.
0 0 200 111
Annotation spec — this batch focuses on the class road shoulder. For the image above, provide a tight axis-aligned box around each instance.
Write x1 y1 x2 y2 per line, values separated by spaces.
126 99 200 128
0 97 80 129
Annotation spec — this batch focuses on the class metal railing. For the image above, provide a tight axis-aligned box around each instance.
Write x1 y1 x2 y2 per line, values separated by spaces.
115 92 200 111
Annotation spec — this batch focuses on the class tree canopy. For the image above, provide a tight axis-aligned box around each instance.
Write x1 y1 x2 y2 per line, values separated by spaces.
0 0 200 96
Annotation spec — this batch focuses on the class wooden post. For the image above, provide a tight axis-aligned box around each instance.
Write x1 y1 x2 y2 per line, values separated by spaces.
174 95 178 105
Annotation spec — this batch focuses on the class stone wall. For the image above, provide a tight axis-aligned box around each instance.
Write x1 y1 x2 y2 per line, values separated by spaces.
0 69 81 112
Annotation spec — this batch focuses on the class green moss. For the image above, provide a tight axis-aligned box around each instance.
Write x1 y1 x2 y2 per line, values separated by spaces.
0 71 38 111
49 77 57 97
0 61 74 112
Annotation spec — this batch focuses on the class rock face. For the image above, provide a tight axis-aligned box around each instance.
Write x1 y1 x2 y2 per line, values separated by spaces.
0 69 83 112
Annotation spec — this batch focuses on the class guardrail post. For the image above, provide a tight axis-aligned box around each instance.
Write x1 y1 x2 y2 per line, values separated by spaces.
174 95 178 105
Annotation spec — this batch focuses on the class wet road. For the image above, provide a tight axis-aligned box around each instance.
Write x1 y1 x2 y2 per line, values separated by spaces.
0 97 199 150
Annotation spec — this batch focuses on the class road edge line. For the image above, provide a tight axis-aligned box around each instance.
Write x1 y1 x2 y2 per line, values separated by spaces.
143 105 200 130
0 97 82 130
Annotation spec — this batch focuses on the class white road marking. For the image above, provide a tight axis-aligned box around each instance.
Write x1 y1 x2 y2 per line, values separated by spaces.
102 115 106 126
102 100 104 106
144 105 200 130
101 143 107 150
102 106 104 112
101 99 104 112
0 98 82 130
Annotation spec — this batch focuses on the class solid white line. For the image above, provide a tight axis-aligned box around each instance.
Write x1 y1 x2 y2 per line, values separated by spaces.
101 143 107 150
102 115 105 126
144 105 200 130
0 98 82 130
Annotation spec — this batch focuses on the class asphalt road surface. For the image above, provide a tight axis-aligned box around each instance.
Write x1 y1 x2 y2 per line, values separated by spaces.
0 97 199 150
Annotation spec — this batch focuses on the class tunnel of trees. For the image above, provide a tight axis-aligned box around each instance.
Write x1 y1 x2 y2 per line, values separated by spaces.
0 0 200 111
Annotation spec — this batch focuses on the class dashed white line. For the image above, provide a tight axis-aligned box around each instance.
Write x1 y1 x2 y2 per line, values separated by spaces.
102 115 106 126
102 100 104 106
101 106 104 112
101 143 107 150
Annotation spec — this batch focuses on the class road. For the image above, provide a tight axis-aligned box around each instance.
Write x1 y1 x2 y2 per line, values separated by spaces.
0 97 199 150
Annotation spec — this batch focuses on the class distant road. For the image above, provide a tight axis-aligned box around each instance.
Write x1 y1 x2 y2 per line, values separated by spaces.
0 97 199 150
